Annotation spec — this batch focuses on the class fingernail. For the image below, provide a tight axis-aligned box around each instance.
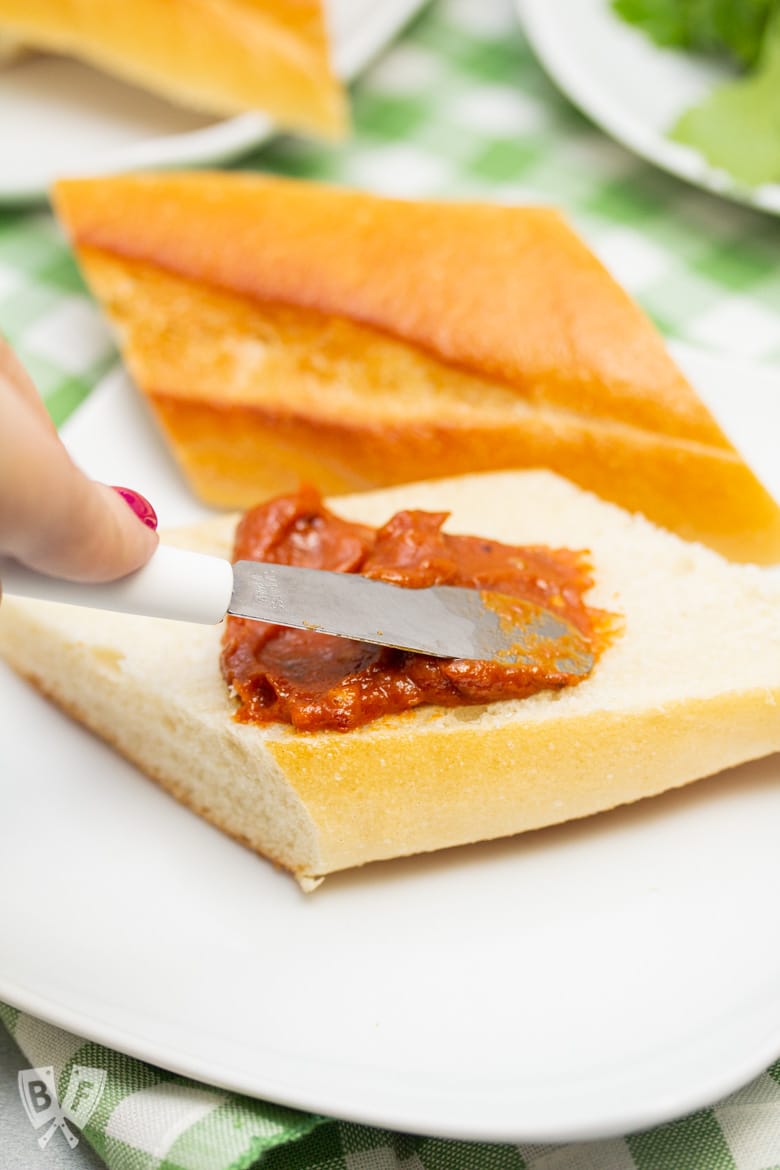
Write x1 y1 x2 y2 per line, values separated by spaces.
112 486 158 530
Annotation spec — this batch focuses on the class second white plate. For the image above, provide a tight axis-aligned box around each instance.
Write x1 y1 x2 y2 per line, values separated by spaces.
517 0 780 215
0 0 426 204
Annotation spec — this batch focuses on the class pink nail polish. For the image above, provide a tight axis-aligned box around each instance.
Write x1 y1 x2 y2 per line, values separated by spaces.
112 486 158 530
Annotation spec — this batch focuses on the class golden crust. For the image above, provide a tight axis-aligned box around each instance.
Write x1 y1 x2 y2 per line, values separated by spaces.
0 0 345 134
54 173 722 441
143 392 780 564
5 604 780 885
53 173 780 563
269 690 780 878
6 656 319 884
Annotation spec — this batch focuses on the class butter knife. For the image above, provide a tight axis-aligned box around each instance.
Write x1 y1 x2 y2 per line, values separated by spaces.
0 546 594 673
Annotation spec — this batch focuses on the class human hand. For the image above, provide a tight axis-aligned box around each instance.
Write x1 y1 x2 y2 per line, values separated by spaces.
0 337 158 584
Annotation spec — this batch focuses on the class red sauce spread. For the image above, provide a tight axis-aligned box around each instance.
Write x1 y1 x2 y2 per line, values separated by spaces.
221 487 611 732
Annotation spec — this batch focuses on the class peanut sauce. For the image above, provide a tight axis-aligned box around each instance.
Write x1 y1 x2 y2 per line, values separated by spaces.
221 487 611 732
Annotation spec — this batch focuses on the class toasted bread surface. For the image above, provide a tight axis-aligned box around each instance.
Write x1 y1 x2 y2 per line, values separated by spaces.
54 173 722 441
72 241 780 563
53 174 780 564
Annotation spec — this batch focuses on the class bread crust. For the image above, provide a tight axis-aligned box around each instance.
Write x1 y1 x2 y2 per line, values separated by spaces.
53 175 721 441
269 691 780 875
0 0 345 134
7 661 311 879
0 612 326 884
53 175 780 564
144 389 777 563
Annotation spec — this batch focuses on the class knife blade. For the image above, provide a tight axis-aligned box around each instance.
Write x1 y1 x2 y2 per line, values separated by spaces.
230 560 593 673
0 546 594 674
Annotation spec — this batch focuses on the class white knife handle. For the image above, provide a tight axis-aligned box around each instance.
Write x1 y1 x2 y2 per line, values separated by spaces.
0 545 234 625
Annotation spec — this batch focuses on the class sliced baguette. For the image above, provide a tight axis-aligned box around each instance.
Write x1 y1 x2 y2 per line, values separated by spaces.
52 173 780 564
0 1 345 135
1 471 779 890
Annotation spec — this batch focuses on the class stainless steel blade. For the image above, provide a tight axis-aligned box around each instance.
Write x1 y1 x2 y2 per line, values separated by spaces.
230 561 594 674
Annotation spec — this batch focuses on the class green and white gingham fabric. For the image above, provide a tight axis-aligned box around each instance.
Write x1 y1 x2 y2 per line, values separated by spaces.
5 1000 780 1170
2 0 780 1167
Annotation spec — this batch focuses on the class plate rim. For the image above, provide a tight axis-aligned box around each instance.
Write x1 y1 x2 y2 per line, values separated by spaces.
2 961 780 1145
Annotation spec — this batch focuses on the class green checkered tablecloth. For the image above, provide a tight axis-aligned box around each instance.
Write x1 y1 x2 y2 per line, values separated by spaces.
2 1 780 1168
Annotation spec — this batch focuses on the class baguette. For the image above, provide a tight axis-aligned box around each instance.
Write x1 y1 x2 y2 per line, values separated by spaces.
53 172 780 564
1 470 779 890
0 1 345 135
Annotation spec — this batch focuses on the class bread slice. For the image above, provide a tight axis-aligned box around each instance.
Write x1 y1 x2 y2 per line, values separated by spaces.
0 1 345 135
0 31 24 63
52 172 780 564
1 471 779 890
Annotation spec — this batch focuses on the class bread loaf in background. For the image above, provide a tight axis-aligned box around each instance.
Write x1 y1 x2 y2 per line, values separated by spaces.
53 172 780 565
0 1 345 135
2 471 779 889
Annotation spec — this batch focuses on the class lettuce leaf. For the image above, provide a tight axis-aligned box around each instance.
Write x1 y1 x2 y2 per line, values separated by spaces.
611 0 774 66
612 0 780 185
670 10 780 185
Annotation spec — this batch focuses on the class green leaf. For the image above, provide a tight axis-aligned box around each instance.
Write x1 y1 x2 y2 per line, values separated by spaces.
611 0 695 49
611 0 775 65
670 10 780 185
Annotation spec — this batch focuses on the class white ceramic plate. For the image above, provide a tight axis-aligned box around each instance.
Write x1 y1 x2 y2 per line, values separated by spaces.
0 0 426 205
517 0 780 215
1 345 779 1144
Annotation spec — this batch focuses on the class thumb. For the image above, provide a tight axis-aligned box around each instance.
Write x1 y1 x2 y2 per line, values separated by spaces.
8 476 159 584
50 481 160 582
1 346 159 583
0 387 158 581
